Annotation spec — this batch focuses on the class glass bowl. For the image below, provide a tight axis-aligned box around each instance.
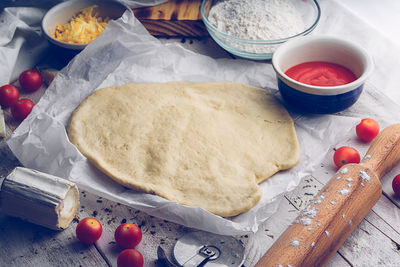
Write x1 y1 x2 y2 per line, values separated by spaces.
200 0 321 60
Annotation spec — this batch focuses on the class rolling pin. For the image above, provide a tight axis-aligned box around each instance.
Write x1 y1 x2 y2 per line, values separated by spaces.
256 123 400 267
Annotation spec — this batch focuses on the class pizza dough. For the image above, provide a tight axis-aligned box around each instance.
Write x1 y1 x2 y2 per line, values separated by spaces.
67 82 299 217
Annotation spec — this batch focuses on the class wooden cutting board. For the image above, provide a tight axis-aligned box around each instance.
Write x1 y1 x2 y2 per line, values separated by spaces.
132 0 208 37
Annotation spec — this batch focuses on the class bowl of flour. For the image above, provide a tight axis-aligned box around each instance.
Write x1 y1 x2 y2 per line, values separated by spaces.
201 0 321 60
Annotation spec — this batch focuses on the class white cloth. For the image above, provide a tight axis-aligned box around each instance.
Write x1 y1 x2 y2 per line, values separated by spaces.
0 7 48 84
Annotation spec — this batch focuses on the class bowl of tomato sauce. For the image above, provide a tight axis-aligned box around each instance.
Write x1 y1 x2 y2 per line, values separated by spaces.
272 36 373 113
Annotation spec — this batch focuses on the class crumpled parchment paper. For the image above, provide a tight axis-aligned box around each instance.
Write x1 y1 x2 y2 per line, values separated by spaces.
5 4 400 235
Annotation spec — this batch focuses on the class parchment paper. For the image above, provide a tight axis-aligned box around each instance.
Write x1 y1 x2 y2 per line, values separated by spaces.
6 7 400 235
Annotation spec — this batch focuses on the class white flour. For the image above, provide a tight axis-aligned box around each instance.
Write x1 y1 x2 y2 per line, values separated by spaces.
208 0 305 54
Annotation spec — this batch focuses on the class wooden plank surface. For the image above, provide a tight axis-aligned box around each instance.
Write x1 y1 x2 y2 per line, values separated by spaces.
0 39 400 267
132 0 208 37
1 145 399 266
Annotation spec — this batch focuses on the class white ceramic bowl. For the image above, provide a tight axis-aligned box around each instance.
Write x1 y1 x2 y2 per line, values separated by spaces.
41 0 131 51
272 35 373 113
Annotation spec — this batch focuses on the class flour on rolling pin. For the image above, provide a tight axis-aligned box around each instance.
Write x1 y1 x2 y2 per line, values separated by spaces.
295 166 375 230
0 167 80 230
261 166 381 266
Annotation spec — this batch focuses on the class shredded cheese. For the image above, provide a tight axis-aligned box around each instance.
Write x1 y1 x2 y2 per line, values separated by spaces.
52 5 110 44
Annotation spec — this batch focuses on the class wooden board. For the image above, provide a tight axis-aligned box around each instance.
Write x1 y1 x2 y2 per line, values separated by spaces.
132 0 208 37
1 35 400 266
1 84 400 267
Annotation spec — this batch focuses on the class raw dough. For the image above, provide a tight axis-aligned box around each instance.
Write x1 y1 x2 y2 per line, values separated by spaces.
67 82 299 217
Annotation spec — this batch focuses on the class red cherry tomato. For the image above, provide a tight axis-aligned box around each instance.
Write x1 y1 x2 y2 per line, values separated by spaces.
0 84 20 107
117 249 144 267
333 146 360 168
11 98 34 121
75 217 103 244
356 118 380 142
392 174 400 197
115 223 142 249
19 69 43 92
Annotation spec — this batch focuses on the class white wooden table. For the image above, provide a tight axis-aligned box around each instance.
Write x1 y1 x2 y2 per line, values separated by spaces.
1 33 400 267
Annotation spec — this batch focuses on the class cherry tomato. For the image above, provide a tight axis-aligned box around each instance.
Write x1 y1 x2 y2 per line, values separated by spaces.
0 84 20 107
19 69 43 92
117 249 144 267
11 98 34 121
333 146 360 168
392 174 400 197
356 118 380 142
115 223 142 249
75 217 102 244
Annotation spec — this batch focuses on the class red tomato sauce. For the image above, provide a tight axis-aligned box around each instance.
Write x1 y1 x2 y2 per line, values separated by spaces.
284 61 357 87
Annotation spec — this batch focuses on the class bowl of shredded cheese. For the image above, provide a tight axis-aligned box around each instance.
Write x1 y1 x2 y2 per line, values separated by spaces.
42 0 131 50
201 0 321 60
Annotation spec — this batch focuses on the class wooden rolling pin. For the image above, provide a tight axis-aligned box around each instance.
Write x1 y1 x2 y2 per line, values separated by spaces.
256 124 400 267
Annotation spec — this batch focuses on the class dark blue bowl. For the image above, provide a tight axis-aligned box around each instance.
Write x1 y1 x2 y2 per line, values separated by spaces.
277 78 364 114
272 36 373 114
